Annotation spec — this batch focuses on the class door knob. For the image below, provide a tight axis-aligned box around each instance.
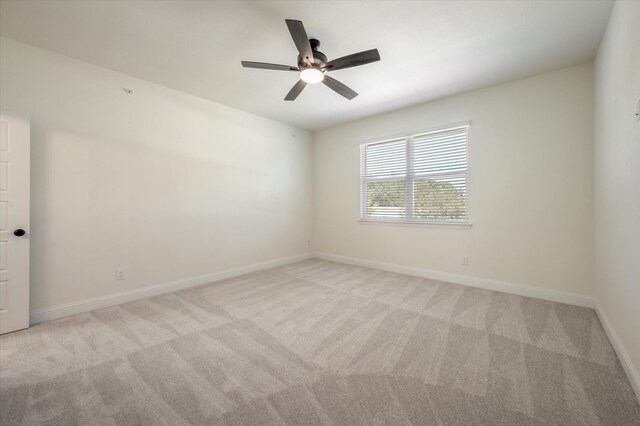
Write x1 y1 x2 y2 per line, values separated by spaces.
13 229 26 237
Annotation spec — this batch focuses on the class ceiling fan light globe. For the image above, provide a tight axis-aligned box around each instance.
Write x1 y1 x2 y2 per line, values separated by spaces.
300 68 324 84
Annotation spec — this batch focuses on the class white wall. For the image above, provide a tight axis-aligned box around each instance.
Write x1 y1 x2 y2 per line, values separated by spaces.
0 37 313 312
313 63 594 297
594 0 640 391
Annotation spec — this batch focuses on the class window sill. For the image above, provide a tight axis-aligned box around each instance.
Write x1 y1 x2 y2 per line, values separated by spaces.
358 219 472 229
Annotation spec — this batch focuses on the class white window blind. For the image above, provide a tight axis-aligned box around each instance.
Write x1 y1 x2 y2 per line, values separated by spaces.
360 124 469 224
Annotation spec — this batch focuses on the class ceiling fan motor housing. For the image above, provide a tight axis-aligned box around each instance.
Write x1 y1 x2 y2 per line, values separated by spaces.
298 38 327 68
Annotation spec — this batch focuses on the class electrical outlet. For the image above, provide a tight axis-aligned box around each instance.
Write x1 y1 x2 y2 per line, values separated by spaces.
116 269 126 280
462 256 469 266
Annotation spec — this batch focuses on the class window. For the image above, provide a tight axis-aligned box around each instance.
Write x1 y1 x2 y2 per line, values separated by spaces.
360 123 469 224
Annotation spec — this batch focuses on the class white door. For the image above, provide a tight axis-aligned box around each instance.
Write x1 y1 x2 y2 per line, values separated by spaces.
0 111 30 334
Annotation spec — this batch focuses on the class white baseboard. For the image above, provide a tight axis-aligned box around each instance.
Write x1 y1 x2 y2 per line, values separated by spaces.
29 253 313 325
31 251 594 322
312 252 595 308
595 302 640 403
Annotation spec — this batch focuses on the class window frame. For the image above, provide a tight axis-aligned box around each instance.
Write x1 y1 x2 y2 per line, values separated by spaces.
359 122 471 227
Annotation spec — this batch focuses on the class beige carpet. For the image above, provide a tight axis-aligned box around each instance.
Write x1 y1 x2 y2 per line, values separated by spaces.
1 259 639 425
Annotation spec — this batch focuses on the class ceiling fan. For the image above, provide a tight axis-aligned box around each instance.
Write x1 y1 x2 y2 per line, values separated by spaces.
241 19 380 101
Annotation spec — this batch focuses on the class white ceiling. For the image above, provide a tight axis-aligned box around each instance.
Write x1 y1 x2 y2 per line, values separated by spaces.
0 0 613 131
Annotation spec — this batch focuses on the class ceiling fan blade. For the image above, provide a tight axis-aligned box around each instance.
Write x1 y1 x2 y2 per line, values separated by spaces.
285 19 314 65
241 61 298 71
322 75 358 100
285 79 307 101
324 49 380 72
